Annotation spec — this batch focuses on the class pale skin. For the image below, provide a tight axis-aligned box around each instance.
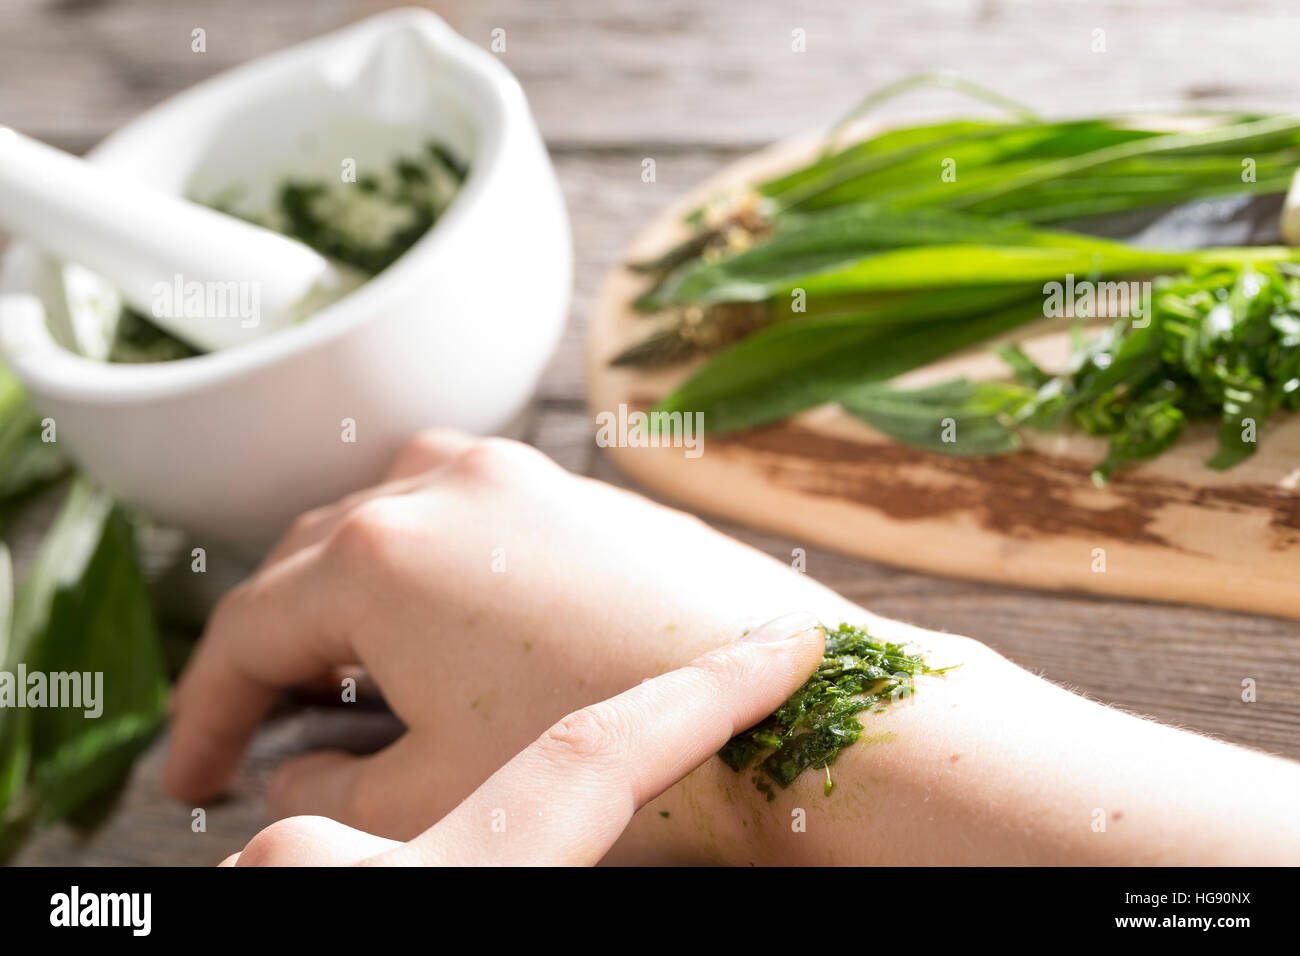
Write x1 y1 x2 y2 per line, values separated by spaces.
165 429 1300 865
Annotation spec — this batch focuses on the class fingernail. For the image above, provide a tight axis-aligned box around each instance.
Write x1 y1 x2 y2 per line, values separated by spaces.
743 612 822 644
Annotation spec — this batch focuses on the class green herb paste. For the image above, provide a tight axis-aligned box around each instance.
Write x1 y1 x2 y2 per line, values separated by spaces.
719 622 941 798
107 141 467 363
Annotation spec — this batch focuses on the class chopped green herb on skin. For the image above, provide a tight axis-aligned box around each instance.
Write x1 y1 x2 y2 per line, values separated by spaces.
719 623 944 798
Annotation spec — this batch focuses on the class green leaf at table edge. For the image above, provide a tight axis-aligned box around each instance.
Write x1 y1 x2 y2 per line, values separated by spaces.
0 480 168 859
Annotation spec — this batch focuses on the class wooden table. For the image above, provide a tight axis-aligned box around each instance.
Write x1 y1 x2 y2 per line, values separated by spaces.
4 0 1299 865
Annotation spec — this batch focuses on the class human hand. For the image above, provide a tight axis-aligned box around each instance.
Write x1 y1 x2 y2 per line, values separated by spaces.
166 429 866 840
166 430 1300 867
220 614 824 865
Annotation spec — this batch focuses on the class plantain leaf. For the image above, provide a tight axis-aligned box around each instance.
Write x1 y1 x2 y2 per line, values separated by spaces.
656 294 1042 432
839 379 1030 456
759 118 1006 199
793 243 1299 300
946 113 1300 216
631 80 1300 476
0 546 11 671
639 205 1054 309
772 118 1165 213
0 481 167 859
0 363 66 525
0 542 23 850
644 203 1300 310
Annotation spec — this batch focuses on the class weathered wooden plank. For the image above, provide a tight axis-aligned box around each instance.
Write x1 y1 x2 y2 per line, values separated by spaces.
5 0 1300 147
11 708 405 866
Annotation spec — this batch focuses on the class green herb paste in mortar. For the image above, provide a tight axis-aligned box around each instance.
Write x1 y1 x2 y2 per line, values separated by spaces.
108 141 467 363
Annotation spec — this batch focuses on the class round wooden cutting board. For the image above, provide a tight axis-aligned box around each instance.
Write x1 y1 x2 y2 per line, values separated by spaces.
587 134 1300 620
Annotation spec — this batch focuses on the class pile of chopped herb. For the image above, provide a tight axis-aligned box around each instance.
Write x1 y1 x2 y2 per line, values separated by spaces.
719 622 942 798
269 141 465 276
109 141 467 363
107 306 200 364
842 261 1300 481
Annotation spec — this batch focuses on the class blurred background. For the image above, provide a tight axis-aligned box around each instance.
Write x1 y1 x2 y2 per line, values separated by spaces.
3 0 1299 864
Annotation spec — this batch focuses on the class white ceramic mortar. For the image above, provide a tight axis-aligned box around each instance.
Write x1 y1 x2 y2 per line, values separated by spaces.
0 8 571 550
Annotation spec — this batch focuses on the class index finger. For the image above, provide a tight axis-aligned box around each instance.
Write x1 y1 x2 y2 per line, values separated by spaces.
374 612 826 866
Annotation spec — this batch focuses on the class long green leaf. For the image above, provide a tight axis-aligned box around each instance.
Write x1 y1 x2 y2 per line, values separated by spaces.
656 295 1043 432
0 545 11 670
639 205 1055 309
840 379 1030 455
794 244 1300 300
772 119 1164 212
28 501 168 824
0 482 167 858
0 363 66 524
947 113 1300 213
760 119 1006 199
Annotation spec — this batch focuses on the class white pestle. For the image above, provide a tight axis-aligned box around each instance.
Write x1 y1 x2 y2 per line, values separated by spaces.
0 126 358 352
